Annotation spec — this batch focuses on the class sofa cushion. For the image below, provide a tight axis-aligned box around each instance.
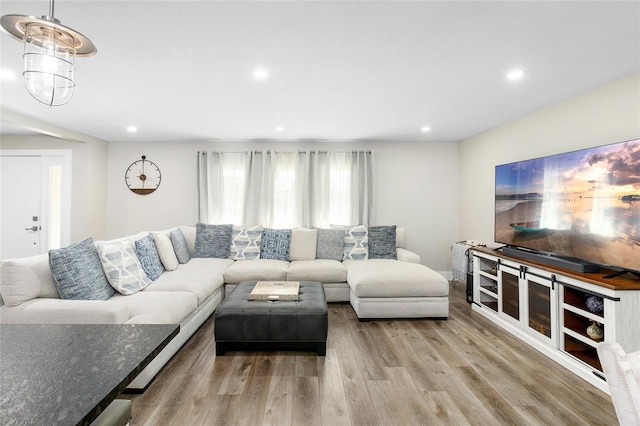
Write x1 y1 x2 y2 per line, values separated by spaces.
179 257 235 276
170 229 192 264
368 225 397 259
144 262 225 305
260 228 291 261
315 228 345 261
178 225 196 254
344 259 449 298
112 291 198 324
96 239 152 296
0 253 59 307
194 223 233 258
0 298 129 324
153 232 179 271
396 227 407 249
135 234 165 281
287 260 347 282
289 228 317 261
223 259 289 284
49 238 115 301
229 225 262 260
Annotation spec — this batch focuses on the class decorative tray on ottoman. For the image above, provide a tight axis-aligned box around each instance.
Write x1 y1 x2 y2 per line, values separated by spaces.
249 281 300 301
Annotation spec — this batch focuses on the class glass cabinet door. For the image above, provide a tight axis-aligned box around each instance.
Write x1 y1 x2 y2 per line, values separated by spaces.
525 273 557 346
500 264 520 322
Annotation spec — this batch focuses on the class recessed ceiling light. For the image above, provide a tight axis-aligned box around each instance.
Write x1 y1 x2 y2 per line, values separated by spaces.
253 68 269 80
420 126 431 133
127 125 138 133
506 69 525 81
276 126 284 132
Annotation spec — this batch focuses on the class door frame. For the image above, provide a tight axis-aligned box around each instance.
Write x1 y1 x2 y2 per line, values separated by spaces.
0 149 72 251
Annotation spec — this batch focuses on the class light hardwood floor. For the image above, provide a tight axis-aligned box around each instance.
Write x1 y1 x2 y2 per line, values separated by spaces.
123 284 618 425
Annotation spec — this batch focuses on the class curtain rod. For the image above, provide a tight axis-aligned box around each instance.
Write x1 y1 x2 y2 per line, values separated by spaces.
198 150 372 154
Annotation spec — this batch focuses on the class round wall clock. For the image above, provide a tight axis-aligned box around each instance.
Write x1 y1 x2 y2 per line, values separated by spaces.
125 155 161 195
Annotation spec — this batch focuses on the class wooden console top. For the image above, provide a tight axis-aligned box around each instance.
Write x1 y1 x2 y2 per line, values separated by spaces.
472 246 640 291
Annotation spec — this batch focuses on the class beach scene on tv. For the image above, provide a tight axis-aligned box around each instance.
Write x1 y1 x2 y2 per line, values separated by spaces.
495 139 640 272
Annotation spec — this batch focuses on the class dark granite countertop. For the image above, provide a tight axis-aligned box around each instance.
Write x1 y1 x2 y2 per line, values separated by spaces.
0 324 179 426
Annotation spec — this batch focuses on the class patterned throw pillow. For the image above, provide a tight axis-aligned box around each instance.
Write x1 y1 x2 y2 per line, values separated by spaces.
260 228 291 261
96 239 152 295
49 238 115 300
135 234 165 281
194 223 233 258
170 229 192 264
332 224 368 260
229 225 262 260
368 225 397 259
316 229 345 261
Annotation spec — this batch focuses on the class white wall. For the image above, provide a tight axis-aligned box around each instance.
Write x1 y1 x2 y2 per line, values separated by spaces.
107 140 459 272
0 134 109 242
458 71 640 244
4 71 636 273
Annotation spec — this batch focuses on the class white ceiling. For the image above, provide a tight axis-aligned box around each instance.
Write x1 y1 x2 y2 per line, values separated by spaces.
1 1 639 144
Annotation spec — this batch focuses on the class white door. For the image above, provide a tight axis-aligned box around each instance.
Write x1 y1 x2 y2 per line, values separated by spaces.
0 156 44 259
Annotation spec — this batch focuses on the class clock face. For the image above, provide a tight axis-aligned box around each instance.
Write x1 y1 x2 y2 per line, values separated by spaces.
125 157 161 195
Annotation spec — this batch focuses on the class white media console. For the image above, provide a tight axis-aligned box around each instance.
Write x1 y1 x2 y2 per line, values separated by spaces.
471 246 640 394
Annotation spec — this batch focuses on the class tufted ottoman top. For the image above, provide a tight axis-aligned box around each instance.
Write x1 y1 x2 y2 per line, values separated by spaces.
214 281 328 345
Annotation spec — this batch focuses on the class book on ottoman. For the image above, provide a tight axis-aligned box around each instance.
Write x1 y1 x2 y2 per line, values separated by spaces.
249 281 300 301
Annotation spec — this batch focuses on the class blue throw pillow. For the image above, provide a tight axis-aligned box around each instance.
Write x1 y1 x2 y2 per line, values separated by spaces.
194 223 233 258
49 238 115 300
368 225 397 259
260 228 291 261
170 229 192 264
135 234 165 281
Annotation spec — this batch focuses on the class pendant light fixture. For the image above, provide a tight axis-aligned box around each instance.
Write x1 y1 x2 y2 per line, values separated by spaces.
0 0 96 106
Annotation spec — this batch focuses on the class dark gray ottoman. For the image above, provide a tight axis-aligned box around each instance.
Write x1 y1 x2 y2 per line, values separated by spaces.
214 281 328 355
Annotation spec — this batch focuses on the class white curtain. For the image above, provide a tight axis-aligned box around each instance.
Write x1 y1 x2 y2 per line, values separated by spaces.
197 150 375 228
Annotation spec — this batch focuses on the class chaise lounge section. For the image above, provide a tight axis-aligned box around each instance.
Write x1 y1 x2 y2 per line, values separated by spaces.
346 259 449 319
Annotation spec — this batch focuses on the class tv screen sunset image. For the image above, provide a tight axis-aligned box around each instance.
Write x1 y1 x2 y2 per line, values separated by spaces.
495 139 640 272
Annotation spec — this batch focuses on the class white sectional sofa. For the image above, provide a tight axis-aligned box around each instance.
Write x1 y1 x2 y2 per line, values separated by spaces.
0 225 449 390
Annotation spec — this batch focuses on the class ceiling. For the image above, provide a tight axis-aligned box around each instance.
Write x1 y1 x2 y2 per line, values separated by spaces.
1 1 638 144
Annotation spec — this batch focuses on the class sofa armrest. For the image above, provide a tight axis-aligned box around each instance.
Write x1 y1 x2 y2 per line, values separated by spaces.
397 248 421 264
0 298 129 324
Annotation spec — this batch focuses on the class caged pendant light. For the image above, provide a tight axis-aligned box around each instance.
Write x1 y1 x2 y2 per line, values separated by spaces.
0 0 96 106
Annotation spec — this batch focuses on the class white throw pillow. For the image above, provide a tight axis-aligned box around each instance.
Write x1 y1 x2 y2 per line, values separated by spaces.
289 228 318 261
153 232 179 271
95 240 152 295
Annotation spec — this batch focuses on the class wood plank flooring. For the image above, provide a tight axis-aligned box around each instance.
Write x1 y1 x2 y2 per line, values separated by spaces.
123 284 618 425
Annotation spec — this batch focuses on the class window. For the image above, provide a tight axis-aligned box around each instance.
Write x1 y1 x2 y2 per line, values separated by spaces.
197 150 375 228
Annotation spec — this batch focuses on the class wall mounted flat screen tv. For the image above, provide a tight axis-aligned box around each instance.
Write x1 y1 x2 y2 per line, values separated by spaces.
495 138 640 275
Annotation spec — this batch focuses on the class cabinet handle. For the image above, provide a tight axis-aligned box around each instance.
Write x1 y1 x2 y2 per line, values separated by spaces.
520 265 527 279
